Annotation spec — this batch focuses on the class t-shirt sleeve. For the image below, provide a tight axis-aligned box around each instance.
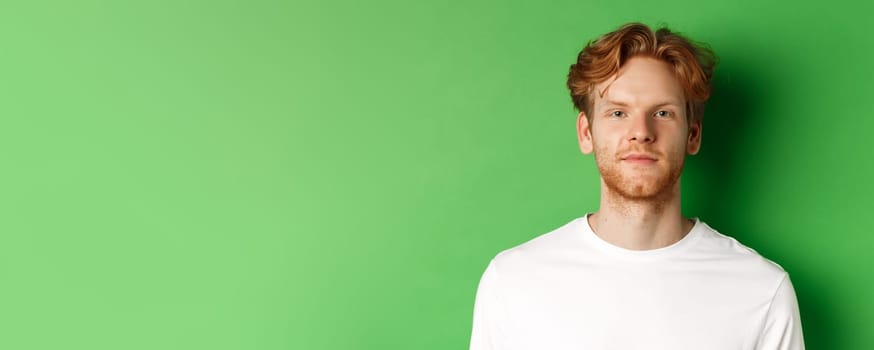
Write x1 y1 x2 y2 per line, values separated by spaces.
755 273 805 350
469 259 509 350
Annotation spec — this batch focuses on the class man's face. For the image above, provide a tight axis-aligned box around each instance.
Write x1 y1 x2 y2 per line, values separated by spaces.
576 56 702 201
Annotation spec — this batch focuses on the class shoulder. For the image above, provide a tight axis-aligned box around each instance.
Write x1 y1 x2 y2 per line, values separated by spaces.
485 216 586 274
691 220 789 281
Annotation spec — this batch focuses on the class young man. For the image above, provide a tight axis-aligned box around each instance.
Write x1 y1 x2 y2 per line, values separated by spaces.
468 23 805 350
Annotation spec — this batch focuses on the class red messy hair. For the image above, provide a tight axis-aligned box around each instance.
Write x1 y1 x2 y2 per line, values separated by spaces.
567 23 717 126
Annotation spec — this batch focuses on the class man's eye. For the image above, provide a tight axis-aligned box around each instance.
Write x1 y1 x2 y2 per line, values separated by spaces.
655 110 671 117
611 111 624 117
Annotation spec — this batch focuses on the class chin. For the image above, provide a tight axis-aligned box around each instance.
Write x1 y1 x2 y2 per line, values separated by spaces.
597 159 684 201
609 176 678 201
616 187 665 200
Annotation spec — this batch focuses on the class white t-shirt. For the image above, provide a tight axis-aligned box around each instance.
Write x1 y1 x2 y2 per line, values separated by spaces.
469 213 805 350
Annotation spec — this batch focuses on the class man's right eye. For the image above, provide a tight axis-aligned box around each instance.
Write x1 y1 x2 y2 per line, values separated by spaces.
610 111 624 117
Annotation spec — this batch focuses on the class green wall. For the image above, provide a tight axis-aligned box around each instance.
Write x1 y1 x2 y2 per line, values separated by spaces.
0 0 871 349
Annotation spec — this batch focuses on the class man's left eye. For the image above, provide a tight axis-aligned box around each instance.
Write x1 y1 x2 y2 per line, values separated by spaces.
655 111 671 117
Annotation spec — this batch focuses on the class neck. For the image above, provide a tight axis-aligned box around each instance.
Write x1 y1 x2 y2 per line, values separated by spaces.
588 178 695 251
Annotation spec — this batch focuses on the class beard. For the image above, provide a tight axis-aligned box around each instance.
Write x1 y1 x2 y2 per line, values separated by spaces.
594 144 685 204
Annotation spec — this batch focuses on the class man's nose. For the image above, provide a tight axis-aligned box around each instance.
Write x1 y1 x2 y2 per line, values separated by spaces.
627 114 655 143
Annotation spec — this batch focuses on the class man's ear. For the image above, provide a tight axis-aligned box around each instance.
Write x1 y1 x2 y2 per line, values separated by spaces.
577 111 594 154
687 118 702 155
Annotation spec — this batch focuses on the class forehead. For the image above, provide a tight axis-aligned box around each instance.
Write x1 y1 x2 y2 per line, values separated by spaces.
593 56 685 108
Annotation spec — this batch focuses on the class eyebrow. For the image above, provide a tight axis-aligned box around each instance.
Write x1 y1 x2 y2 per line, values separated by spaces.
601 99 683 108
602 99 629 107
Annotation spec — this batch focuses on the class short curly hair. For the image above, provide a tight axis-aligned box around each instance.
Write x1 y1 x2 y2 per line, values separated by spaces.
567 23 717 126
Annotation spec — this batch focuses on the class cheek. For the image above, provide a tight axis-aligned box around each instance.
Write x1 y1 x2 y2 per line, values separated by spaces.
590 133 608 151
590 129 618 150
655 127 689 153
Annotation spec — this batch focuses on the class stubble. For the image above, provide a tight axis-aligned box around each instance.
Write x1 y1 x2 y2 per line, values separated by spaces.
594 143 685 214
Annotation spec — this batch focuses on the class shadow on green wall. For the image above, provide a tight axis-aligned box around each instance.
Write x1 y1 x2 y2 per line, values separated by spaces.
685 58 834 349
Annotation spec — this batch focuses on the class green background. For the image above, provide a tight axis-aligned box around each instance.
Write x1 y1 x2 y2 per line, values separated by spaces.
0 0 871 349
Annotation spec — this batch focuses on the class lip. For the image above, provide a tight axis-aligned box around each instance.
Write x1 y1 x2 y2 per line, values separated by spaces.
621 153 658 164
